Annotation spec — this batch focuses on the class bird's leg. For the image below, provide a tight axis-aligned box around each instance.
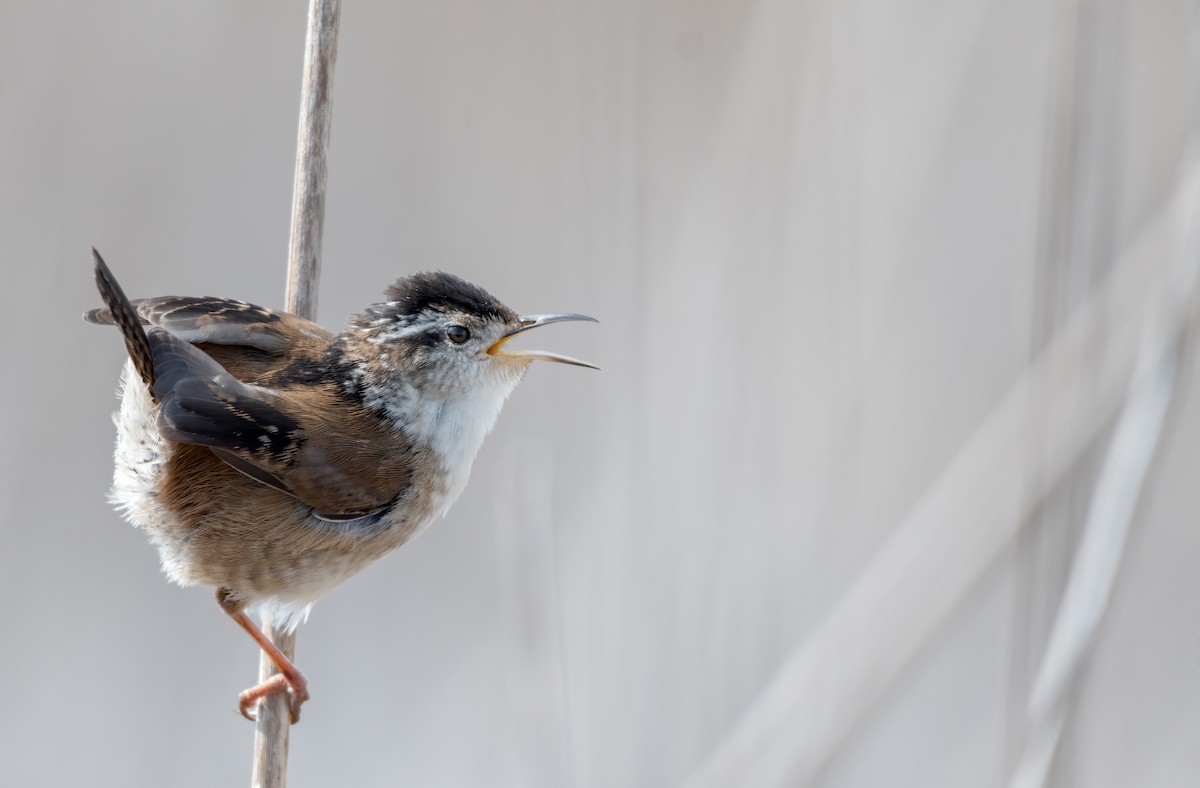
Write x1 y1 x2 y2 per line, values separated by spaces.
216 589 310 723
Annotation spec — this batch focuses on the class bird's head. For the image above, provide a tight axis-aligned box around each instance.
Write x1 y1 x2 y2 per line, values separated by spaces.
352 271 597 399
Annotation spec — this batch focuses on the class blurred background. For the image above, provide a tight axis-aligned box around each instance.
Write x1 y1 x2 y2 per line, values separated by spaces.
3 0 1200 786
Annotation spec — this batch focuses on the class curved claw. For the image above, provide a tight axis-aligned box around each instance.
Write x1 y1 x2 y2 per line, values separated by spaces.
238 672 310 724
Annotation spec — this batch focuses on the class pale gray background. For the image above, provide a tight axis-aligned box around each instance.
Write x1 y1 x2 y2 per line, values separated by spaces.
2 1 1199 786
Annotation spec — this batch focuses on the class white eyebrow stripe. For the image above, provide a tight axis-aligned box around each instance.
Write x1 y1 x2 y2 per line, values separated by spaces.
365 313 444 344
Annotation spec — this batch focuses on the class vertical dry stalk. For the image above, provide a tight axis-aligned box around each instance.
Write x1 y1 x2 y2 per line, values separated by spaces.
251 619 295 788
285 0 342 321
252 0 341 786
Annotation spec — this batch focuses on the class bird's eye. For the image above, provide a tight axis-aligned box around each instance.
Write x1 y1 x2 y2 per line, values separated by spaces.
446 325 470 344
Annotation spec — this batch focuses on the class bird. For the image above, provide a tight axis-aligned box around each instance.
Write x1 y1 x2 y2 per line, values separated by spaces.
84 248 596 723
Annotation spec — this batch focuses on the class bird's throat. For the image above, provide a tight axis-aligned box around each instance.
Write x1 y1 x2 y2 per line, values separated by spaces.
366 371 521 514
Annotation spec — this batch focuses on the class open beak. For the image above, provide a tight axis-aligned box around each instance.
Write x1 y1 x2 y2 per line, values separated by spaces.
487 313 599 369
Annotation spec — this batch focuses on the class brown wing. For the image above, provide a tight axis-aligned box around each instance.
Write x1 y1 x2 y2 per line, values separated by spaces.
84 294 333 351
275 386 416 521
88 251 411 521
85 292 334 383
148 328 411 520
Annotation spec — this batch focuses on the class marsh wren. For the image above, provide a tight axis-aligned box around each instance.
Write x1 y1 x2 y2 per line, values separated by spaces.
85 249 596 722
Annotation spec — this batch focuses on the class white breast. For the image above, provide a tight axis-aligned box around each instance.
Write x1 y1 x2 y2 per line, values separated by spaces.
377 369 522 524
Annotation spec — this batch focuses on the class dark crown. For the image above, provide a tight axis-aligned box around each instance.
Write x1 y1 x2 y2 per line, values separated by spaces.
353 271 517 327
